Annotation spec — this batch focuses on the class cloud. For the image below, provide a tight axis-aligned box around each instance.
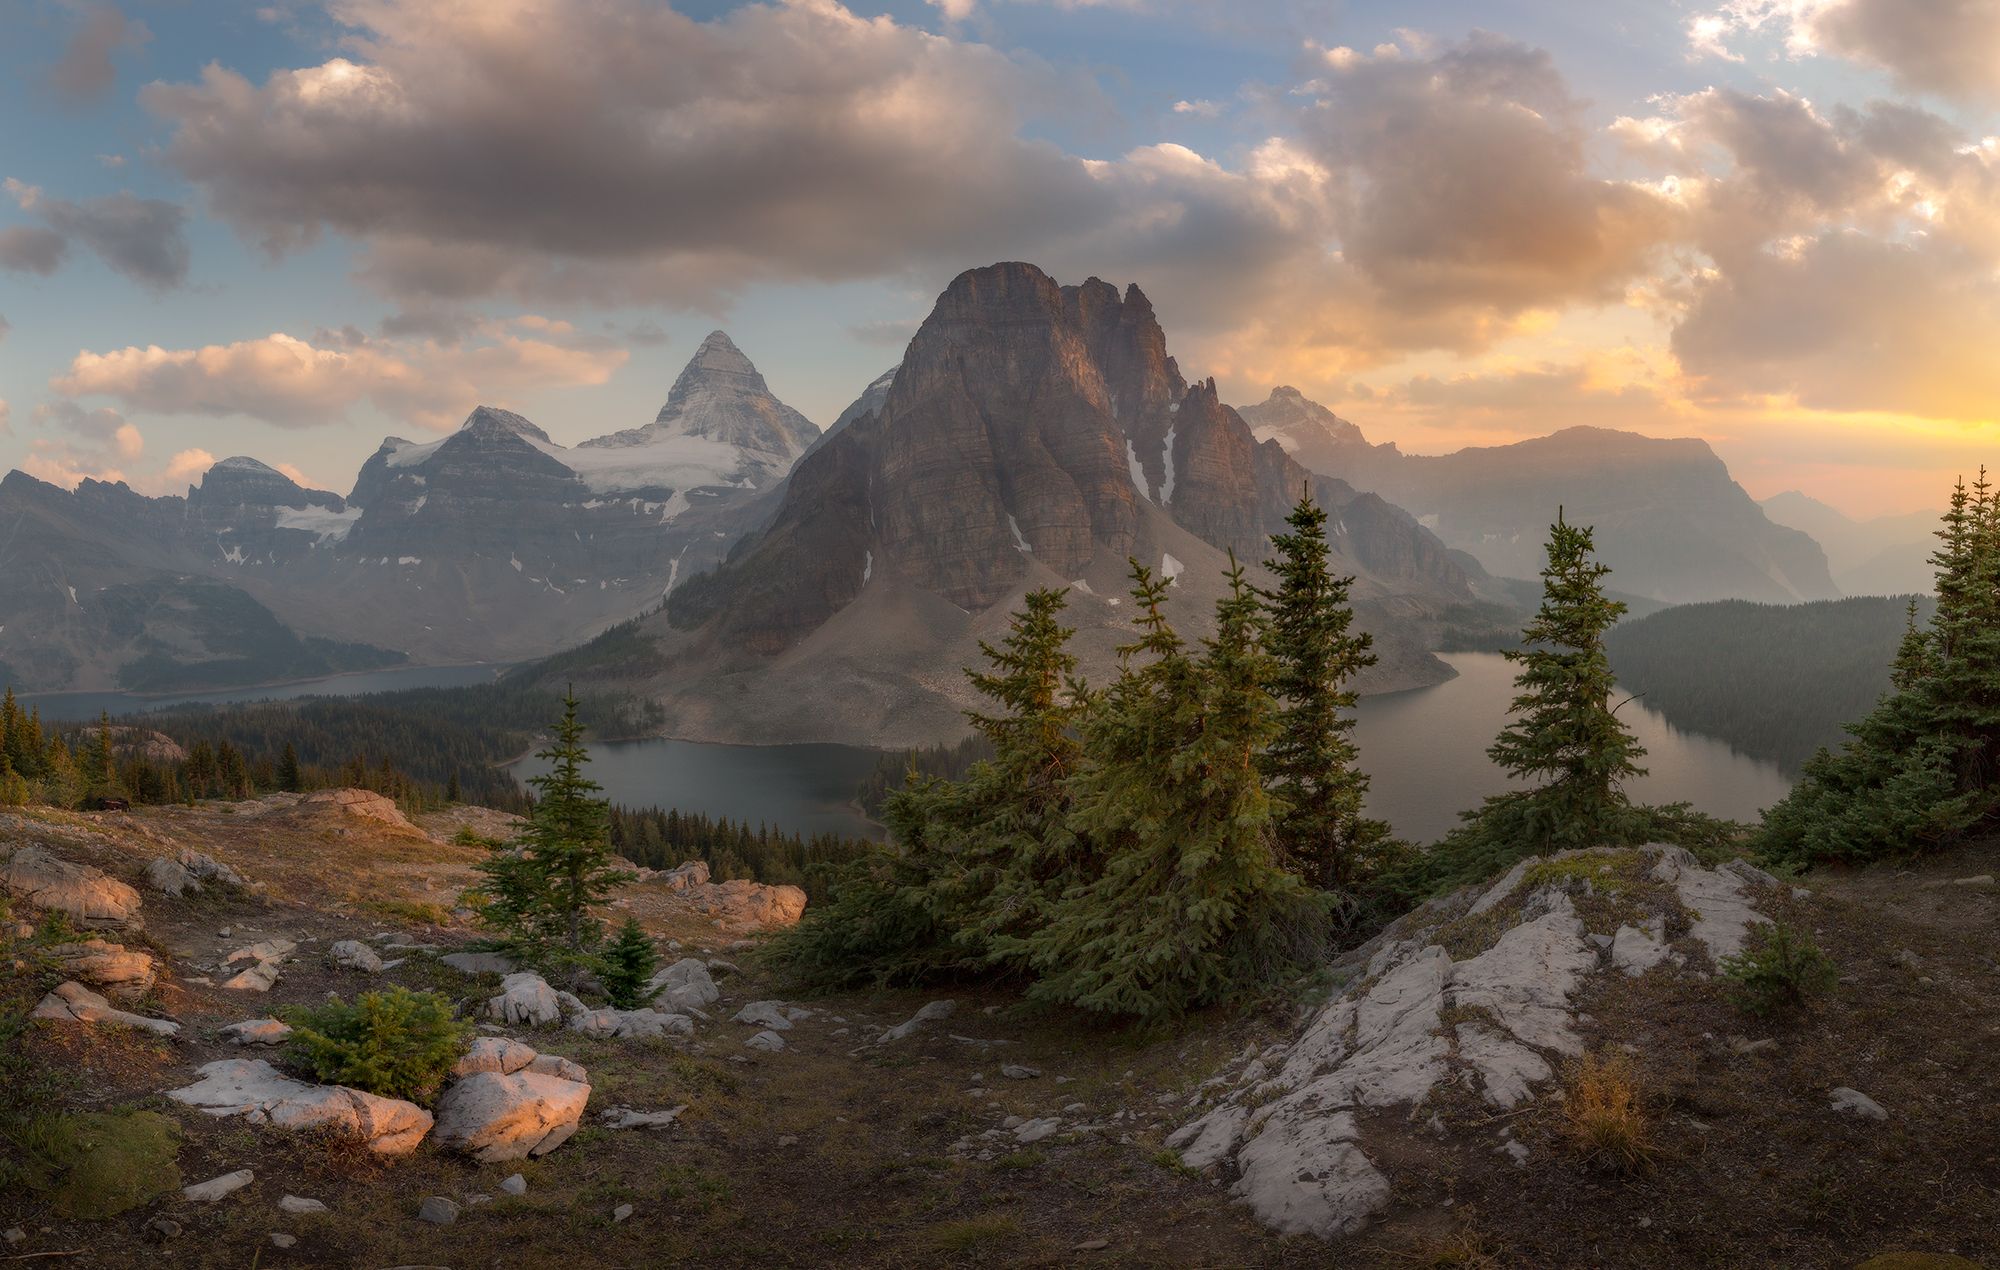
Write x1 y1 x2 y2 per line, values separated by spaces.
1292 33 1680 315
4 180 190 291
0 225 69 275
141 4 1664 377
0 399 10 436
34 400 144 459
145 0 1117 310
19 401 144 489
0 314 10 342
51 320 628 430
1172 98 1224 117
1690 0 2000 106
162 448 219 488
47 4 151 106
1673 229 2000 419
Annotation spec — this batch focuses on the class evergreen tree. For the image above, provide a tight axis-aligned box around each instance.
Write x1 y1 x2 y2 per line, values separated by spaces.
1258 486 1387 895
446 769 462 803
83 712 125 805
1024 559 1326 1016
1485 510 1646 845
1397 512 1659 893
1757 470 2000 867
41 735 80 809
915 587 1086 966
600 918 662 1009
278 742 303 793
473 690 629 970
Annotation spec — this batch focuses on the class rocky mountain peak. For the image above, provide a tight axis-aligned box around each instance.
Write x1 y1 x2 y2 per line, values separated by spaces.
191 455 341 512
458 406 553 445
581 330 817 464
666 261 1478 664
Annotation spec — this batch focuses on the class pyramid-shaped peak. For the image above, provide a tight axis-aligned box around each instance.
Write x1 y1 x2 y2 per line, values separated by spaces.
458 405 552 444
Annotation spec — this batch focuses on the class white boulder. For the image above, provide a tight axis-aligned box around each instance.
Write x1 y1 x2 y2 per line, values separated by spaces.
329 940 385 973
433 1067 591 1162
33 981 179 1036
2 845 142 928
878 999 955 1043
488 972 562 1027
47 938 157 1002
167 1059 433 1155
183 1170 255 1203
1829 1087 1889 1121
645 957 719 1012
731 1001 796 1031
221 1018 294 1047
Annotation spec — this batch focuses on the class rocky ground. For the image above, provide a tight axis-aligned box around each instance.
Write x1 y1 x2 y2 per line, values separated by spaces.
2 796 1995 1268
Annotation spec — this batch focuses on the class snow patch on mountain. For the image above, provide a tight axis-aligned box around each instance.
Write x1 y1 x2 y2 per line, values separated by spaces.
273 505 362 542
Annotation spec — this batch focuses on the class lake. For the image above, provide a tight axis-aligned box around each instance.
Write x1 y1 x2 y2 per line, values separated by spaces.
518 652 1795 845
19 662 512 721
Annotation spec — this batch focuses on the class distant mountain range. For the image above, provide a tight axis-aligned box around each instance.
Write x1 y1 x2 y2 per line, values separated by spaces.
535 262 1496 747
1758 491 1938 596
1240 388 1839 606
0 332 809 693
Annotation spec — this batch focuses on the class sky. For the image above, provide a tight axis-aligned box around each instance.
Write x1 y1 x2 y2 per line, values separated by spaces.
4 0 2000 518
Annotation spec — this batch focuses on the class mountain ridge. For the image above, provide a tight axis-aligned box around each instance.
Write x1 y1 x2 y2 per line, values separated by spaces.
1243 390 1840 605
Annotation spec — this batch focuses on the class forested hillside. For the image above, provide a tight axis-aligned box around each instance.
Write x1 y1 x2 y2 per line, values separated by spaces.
1606 596 1933 771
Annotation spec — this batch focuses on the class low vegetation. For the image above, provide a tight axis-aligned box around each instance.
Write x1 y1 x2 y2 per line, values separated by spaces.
1558 1051 1655 1174
1719 921 1837 1017
282 987 472 1105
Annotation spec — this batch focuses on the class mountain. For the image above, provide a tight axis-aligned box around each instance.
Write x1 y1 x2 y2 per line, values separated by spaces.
1246 392 1839 605
542 262 1489 748
576 330 817 486
0 335 810 693
1760 490 1938 596
1238 386 1403 486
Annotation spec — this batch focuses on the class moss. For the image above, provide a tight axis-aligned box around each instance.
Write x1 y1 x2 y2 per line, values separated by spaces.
45 1110 183 1219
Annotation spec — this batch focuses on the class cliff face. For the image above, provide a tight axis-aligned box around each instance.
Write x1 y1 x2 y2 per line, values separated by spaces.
674 263 1481 661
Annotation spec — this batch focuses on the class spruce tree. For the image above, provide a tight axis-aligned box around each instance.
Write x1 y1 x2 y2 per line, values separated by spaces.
1410 512 1649 889
278 743 303 793
1025 558 1324 1017
917 587 1085 965
1485 509 1645 846
84 712 124 805
1259 486 1387 895
474 690 630 970
600 917 661 1009
1758 470 2000 866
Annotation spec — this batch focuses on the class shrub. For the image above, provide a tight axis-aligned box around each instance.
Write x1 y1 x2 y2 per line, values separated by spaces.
1559 1051 1654 1173
282 987 470 1104
1719 920 1837 1016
